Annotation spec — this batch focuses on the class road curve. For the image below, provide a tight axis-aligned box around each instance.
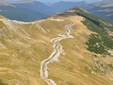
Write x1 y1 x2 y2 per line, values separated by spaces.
40 22 74 85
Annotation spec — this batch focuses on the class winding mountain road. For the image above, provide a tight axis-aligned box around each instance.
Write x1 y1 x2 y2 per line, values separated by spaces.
40 22 74 85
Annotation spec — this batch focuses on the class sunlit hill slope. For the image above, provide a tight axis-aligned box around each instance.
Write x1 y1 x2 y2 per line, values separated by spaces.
0 7 113 85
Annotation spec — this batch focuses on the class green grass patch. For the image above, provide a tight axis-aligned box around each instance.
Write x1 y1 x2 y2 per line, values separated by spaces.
73 7 113 55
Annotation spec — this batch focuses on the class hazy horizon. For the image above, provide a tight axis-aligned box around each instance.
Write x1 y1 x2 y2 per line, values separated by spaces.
8 0 102 3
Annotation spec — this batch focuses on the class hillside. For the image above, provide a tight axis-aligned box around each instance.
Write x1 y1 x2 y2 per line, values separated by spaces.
0 7 113 85
88 6 113 24
0 1 54 22
0 0 113 24
0 1 88 22
86 0 113 24
51 1 86 13
0 6 47 22
94 0 113 7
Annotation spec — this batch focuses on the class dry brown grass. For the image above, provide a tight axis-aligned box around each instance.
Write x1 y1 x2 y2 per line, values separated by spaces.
0 15 113 85
47 16 113 85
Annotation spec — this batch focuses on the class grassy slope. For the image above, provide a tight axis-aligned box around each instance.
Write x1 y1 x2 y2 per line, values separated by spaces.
0 8 113 85
47 13 113 85
0 18 70 85
73 7 113 55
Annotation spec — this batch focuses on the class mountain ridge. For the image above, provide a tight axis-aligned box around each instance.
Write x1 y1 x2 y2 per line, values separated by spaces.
0 1 88 22
0 7 113 85
0 0 113 24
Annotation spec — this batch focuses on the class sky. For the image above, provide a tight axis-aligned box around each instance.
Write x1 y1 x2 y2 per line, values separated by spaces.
8 0 102 3
0 0 103 5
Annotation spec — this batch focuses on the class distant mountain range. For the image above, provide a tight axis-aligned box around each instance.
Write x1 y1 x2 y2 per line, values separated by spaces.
0 1 54 21
86 0 113 24
0 0 113 23
51 1 87 13
0 1 87 21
